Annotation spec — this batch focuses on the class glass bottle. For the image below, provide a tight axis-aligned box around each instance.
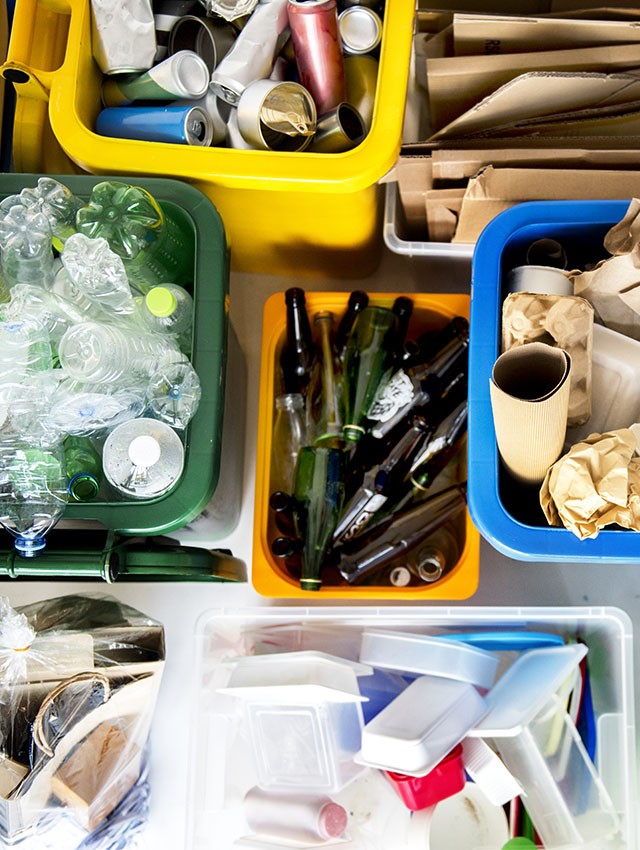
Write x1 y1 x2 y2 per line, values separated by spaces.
336 484 467 585
335 290 368 361
306 310 343 448
403 316 469 370
75 180 194 293
332 415 433 545
279 287 315 396
0 438 69 557
64 435 103 502
406 524 461 584
391 296 413 352
342 305 399 443
271 393 306 495
293 445 346 591
365 325 469 442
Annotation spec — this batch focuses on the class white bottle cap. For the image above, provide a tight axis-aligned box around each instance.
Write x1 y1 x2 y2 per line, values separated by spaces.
128 434 162 467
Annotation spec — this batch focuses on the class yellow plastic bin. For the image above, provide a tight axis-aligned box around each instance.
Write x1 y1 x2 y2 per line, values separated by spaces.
2 0 414 277
252 291 480 600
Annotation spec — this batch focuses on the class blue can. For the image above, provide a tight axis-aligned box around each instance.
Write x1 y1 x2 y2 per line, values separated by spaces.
96 105 213 146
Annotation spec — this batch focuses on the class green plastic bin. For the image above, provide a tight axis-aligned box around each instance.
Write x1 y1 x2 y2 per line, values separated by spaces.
0 173 229 537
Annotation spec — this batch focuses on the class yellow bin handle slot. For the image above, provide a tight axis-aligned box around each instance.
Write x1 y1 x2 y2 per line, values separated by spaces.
2 0 74 100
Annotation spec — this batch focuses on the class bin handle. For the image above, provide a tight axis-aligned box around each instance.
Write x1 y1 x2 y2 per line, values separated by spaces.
1 0 75 100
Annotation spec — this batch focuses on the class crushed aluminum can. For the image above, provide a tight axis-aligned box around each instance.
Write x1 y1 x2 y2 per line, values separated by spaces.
91 0 157 74
197 0 259 21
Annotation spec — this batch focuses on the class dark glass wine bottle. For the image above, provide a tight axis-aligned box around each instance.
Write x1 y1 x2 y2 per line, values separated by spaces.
335 290 369 361
280 287 315 395
391 296 413 351
336 484 466 585
403 316 469 370
293 445 346 591
332 415 433 545
342 305 400 443
365 323 469 443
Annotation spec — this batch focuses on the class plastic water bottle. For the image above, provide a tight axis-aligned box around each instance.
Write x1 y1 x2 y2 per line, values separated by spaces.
145 361 201 429
0 317 52 387
58 321 183 384
51 266 106 320
102 418 185 499
75 181 194 293
17 177 81 248
61 233 140 315
139 284 194 353
64 435 103 501
0 437 69 557
0 204 56 288
46 388 146 437
2 284 85 346
0 371 61 441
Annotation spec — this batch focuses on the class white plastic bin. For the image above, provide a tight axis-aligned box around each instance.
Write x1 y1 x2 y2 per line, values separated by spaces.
187 606 637 850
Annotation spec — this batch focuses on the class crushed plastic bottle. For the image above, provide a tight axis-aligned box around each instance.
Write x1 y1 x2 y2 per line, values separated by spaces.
0 204 56 288
145 361 201 429
0 316 53 387
0 437 69 557
17 177 81 248
46 388 147 438
2 284 86 346
75 181 194 293
61 234 140 315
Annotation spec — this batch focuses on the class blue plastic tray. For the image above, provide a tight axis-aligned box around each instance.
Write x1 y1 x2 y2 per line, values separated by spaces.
468 199 637 562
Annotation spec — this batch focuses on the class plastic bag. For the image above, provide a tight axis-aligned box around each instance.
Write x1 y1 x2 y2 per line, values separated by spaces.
0 593 165 844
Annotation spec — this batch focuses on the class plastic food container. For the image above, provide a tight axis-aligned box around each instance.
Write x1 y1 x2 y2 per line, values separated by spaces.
2 0 414 277
187 606 637 850
468 199 639 562
252 290 480 600
0 173 238 539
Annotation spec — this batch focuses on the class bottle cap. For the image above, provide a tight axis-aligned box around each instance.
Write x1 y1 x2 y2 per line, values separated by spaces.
318 802 348 839
128 435 162 467
146 287 177 318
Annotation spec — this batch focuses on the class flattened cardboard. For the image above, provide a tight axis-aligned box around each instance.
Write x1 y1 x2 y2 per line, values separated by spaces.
453 13 640 55
425 187 465 241
430 71 640 141
453 166 640 243
426 42 640 131
415 26 454 91
396 155 434 235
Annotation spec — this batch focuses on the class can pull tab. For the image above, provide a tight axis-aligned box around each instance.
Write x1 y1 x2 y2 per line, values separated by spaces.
261 92 316 137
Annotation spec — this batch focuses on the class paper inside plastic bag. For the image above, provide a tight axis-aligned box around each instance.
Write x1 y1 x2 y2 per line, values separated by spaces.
540 426 640 539
572 198 640 341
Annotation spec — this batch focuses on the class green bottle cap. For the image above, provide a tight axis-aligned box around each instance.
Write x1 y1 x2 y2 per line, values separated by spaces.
502 839 537 849
146 287 177 318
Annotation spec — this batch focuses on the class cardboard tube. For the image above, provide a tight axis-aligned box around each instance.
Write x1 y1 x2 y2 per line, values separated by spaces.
490 342 571 484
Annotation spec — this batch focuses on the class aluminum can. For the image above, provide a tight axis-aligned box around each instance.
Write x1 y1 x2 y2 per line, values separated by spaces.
96 105 214 146
287 0 346 116
343 54 377 131
168 14 237 73
309 102 365 152
338 6 382 55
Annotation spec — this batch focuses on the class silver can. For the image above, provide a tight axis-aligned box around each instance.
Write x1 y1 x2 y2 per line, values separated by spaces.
338 6 382 56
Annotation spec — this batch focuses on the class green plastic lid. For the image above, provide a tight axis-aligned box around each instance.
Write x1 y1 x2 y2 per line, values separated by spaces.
502 839 537 849
146 286 177 317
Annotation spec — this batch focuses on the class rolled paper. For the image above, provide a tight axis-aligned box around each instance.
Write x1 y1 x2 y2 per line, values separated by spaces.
489 342 571 484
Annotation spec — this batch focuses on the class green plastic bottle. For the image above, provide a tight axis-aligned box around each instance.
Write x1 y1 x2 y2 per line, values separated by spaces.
75 181 194 293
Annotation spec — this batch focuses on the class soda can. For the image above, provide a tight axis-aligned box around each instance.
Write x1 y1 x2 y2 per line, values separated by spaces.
344 54 378 131
91 0 157 74
338 6 382 55
153 0 202 63
174 90 230 146
101 51 210 107
96 105 214 146
309 102 365 153
168 14 237 73
287 0 346 116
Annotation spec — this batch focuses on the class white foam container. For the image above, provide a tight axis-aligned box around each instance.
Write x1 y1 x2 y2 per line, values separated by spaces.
186 606 637 850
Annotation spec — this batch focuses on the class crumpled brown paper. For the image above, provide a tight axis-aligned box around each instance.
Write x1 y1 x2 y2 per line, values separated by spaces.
540 426 640 539
572 199 640 340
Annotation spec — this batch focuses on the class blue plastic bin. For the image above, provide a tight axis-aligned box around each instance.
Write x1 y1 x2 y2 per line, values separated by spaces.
468 199 638 562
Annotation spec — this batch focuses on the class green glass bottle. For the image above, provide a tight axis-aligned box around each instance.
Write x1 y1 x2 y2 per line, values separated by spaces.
307 311 344 448
64 436 103 502
342 305 400 443
293 445 346 591
75 181 194 293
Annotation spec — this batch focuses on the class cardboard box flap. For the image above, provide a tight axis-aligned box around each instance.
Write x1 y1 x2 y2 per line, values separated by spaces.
480 101 640 137
431 71 640 140
426 42 640 131
453 12 640 55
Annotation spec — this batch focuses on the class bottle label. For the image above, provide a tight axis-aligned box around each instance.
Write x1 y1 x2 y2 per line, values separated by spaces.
342 493 388 540
367 371 414 424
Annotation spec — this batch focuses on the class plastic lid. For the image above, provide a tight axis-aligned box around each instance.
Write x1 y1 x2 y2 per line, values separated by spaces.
15 535 47 557
146 287 177 318
318 802 348 839
128 435 162 467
